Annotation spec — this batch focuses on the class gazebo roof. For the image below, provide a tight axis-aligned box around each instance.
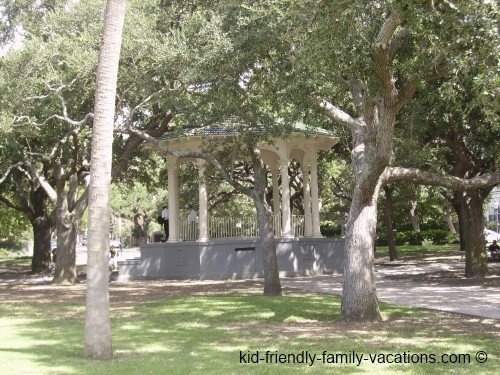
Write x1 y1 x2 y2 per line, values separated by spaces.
156 122 337 142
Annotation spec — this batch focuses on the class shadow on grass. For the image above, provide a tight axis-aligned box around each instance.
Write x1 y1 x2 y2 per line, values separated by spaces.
0 256 32 266
0 294 497 375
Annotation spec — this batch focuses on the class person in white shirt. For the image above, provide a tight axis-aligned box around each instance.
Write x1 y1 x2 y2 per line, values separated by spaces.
187 205 198 222
187 205 198 240
161 206 169 239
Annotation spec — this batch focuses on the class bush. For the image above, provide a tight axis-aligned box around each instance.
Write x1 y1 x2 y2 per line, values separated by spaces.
376 230 388 246
320 221 342 238
447 232 459 244
379 229 459 246
394 230 424 245
0 248 11 258
423 229 447 245
407 231 424 245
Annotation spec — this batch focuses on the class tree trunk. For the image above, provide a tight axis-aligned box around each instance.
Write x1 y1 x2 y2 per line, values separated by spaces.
84 0 126 360
453 190 488 277
409 200 421 232
52 213 78 284
383 186 397 261
255 199 281 296
31 217 52 273
443 199 456 233
29 186 53 273
341 185 382 322
250 146 281 296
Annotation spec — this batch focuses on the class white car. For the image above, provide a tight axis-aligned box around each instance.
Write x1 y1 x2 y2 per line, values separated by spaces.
485 229 500 243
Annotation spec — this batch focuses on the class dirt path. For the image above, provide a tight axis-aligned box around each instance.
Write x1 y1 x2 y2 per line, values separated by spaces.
282 253 500 319
2 252 499 321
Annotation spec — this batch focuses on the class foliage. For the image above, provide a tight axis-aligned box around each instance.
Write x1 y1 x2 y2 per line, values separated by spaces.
320 220 343 238
0 204 31 245
379 230 458 246
111 180 167 239
425 229 458 245
395 231 424 246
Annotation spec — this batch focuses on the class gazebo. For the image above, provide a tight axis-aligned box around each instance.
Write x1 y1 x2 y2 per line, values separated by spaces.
118 124 345 280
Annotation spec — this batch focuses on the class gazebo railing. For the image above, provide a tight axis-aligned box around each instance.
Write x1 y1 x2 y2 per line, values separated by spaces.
178 215 305 241
178 218 199 241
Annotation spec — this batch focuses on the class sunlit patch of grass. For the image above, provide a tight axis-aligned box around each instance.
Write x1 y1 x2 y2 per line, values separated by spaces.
376 244 460 258
0 293 498 374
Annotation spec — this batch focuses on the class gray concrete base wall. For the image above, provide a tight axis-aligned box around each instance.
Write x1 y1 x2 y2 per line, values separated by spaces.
118 237 344 281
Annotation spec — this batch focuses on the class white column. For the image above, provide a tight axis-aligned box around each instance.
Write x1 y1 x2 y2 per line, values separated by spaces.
197 161 208 241
280 159 293 238
302 164 313 237
167 155 179 242
271 164 280 213
310 157 322 238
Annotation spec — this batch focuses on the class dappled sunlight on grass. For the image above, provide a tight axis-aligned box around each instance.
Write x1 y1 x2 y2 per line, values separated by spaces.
283 315 318 323
0 290 498 374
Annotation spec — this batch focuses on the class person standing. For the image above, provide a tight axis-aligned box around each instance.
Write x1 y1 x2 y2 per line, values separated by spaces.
187 205 198 241
161 205 169 240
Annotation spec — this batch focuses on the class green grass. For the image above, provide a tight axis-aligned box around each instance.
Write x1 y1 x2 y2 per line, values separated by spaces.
375 244 460 258
0 256 32 266
0 293 497 374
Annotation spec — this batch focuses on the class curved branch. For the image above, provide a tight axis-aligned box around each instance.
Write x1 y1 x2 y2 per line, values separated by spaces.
31 165 57 203
382 167 500 191
0 194 25 213
0 162 25 185
315 98 359 131
126 125 251 196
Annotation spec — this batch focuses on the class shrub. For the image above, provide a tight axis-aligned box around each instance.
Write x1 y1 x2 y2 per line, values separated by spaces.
423 229 448 245
376 230 388 246
320 221 342 238
394 230 424 245
406 231 424 245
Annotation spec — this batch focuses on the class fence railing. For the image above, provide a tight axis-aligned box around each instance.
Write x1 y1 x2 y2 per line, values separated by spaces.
177 215 305 241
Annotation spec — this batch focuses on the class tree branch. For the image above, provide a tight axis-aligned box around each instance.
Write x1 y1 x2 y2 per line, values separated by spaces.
0 194 25 213
373 10 402 104
126 125 251 196
382 167 500 191
0 162 25 185
30 165 57 203
396 44 459 110
112 111 174 180
314 98 360 131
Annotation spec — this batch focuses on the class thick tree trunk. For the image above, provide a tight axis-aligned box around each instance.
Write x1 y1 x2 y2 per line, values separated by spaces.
29 186 53 273
84 0 126 360
31 217 52 273
249 146 281 296
255 199 281 296
341 186 382 322
52 213 78 284
453 191 488 277
383 186 397 261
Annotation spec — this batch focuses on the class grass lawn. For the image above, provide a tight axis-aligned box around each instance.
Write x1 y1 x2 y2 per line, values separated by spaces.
0 255 32 266
0 280 498 375
375 244 461 259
